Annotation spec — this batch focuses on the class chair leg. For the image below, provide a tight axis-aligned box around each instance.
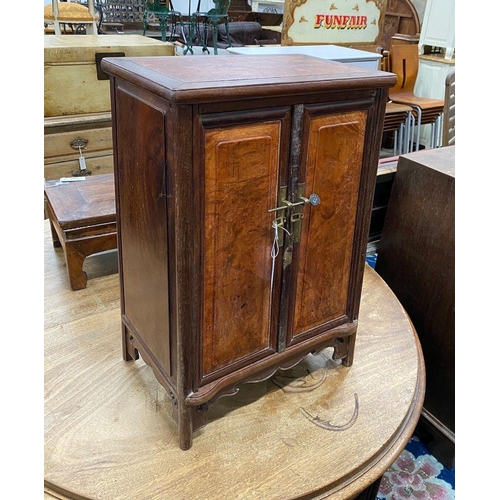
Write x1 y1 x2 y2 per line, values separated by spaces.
213 24 219 55
168 15 177 43
436 114 443 148
200 20 210 53
87 21 98 35
398 123 404 155
181 18 193 55
158 14 167 42
412 106 422 151
225 18 232 48
409 113 416 152
402 114 410 154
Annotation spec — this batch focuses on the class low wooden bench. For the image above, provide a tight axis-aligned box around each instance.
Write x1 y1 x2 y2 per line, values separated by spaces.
44 174 117 290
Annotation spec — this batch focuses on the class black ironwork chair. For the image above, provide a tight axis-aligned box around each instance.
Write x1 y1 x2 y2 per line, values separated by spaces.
143 0 182 42
189 0 232 55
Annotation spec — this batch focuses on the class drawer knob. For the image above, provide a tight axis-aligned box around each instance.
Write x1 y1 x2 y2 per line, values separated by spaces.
70 136 89 150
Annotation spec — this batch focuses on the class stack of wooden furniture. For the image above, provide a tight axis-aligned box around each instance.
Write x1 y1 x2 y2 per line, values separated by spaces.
44 34 175 181
383 102 414 156
388 42 444 151
44 34 175 289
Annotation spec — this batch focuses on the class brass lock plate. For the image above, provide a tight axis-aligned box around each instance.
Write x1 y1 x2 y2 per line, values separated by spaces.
292 183 306 243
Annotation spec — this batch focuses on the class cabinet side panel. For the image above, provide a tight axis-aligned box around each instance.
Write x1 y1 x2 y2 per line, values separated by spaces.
202 122 281 375
292 110 367 337
115 88 171 375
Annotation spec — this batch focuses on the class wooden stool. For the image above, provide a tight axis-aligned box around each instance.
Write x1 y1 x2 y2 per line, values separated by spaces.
44 174 117 290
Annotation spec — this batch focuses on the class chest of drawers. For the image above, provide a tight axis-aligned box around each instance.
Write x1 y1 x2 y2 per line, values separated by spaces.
44 112 113 180
44 35 175 180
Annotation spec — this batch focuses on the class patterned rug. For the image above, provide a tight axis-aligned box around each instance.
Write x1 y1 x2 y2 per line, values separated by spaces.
376 436 455 499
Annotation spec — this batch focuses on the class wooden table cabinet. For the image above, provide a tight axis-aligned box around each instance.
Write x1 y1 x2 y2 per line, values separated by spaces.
102 54 396 450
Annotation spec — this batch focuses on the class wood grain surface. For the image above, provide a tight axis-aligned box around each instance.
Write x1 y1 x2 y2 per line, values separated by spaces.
44 220 425 500
203 121 281 374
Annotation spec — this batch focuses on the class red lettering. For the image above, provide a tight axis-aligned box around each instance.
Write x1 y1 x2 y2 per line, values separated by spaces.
314 14 325 29
314 13 369 30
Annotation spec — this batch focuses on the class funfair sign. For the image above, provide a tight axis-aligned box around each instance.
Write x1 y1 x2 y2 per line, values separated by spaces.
282 0 387 46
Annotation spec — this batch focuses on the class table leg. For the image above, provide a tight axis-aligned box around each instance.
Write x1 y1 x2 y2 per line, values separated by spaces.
48 219 62 248
65 244 88 291
63 233 117 290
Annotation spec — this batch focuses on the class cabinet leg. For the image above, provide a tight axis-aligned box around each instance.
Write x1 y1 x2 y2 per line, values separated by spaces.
342 334 357 367
177 404 194 451
175 402 208 451
333 334 357 367
122 324 139 362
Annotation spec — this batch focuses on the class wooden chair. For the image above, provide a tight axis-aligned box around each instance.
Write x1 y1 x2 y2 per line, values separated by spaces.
388 42 444 150
44 0 99 35
189 0 232 55
142 0 182 43
442 71 455 147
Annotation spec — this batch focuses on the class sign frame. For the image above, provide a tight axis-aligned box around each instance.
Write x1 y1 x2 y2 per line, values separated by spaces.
281 0 388 47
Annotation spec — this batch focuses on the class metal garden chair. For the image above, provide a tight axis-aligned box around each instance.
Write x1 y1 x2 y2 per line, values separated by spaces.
189 0 232 55
143 0 182 43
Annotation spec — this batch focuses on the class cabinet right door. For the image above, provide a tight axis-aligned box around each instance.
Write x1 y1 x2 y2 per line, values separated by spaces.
286 107 368 347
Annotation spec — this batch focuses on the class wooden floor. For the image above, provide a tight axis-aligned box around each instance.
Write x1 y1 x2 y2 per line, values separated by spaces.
44 220 424 500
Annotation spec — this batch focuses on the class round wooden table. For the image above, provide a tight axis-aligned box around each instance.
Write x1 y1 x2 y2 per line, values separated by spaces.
44 220 425 500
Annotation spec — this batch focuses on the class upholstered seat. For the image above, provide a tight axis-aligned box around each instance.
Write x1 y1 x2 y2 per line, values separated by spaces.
44 1 99 35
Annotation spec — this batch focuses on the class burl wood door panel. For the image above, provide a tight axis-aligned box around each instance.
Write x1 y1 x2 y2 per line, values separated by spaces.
289 109 367 343
202 121 285 379
115 88 172 376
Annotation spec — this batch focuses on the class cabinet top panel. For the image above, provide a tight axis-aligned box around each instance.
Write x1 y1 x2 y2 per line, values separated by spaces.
101 54 396 104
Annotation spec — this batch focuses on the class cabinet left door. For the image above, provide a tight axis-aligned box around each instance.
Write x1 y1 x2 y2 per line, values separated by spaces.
197 107 293 387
